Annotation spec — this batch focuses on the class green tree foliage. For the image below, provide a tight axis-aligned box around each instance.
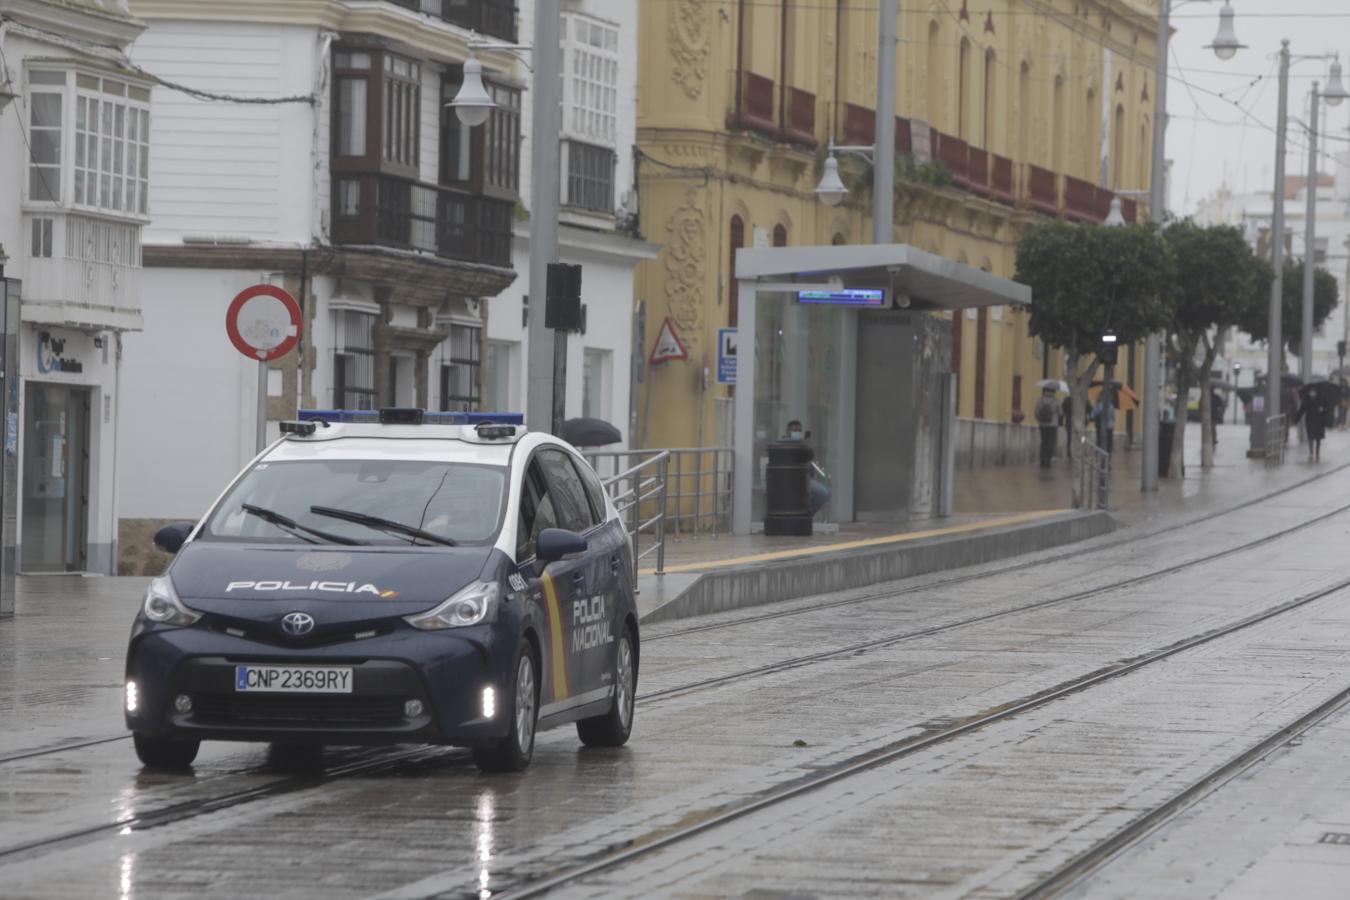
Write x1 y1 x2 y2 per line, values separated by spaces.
1017 220 1176 356
1163 222 1264 473
1015 221 1175 501
1237 258 1339 357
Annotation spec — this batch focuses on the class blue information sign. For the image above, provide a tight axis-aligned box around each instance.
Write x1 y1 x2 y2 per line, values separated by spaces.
716 328 737 385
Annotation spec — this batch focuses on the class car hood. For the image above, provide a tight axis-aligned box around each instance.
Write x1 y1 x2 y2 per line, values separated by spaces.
170 542 497 624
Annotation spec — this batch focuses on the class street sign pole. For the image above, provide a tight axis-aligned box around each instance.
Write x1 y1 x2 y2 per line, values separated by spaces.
226 284 302 454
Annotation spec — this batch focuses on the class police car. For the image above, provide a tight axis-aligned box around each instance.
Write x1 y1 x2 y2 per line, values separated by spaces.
124 409 638 773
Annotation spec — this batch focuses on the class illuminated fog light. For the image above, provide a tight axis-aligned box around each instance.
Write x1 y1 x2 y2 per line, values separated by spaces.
404 699 424 718
173 694 193 714
125 681 139 713
481 686 496 719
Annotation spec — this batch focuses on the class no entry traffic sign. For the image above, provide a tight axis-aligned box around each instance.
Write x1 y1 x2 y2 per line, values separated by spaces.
226 284 302 361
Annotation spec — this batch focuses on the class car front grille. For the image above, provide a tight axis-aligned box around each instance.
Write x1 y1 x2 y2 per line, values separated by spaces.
191 694 407 728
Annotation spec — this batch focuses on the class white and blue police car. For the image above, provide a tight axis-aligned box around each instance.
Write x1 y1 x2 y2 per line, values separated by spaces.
124 409 638 772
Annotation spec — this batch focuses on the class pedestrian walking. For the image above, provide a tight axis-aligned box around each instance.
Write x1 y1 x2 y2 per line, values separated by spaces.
1090 391 1116 454
1034 387 1059 468
1295 385 1335 462
1061 394 1074 460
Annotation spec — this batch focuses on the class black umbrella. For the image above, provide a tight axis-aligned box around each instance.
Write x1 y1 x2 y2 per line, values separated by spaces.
559 417 622 447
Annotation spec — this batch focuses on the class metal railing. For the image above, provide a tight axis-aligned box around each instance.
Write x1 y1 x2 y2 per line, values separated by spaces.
1265 413 1287 467
595 451 669 582
1073 435 1111 510
586 447 734 539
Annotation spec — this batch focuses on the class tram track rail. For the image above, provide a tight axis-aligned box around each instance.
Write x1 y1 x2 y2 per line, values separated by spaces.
4 464 1349 869
635 494 1350 704
493 574 1350 898
647 457 1350 643
7 459 1348 768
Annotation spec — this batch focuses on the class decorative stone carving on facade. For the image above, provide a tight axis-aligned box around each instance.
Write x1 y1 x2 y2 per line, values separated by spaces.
669 0 710 100
663 189 706 343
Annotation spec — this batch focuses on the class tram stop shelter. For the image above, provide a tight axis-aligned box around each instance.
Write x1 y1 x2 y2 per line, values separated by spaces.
732 243 1031 535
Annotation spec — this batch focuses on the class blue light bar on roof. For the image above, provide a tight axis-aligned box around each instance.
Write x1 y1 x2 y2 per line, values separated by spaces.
298 409 525 425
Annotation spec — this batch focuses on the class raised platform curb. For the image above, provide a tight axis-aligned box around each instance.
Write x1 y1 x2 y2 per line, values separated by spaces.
636 510 1117 624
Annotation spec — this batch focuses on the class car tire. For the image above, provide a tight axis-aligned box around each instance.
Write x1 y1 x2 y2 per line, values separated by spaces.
133 733 200 769
577 629 636 748
473 645 539 773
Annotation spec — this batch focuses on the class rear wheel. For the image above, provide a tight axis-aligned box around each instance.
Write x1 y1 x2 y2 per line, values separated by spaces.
577 630 635 747
473 647 538 773
133 733 200 770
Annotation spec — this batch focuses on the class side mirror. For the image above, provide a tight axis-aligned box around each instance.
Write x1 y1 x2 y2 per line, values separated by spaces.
154 522 194 555
536 527 587 564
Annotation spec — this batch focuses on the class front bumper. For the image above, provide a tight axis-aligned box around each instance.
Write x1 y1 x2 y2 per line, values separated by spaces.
125 622 512 746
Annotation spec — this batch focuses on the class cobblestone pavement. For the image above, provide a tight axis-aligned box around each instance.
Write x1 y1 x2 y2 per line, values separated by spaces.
5 459 1350 898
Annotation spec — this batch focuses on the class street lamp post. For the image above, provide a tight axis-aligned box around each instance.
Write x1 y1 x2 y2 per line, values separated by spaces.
448 12 562 435
1299 64 1347 384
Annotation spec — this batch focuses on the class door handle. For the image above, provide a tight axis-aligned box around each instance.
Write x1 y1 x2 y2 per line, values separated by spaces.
572 572 586 592
610 554 622 575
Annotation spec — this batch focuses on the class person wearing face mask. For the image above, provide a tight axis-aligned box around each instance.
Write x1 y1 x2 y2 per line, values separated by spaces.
782 420 831 517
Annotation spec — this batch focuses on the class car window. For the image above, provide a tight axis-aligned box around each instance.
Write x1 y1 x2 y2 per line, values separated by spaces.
574 455 610 524
516 461 556 561
539 448 595 533
203 459 507 545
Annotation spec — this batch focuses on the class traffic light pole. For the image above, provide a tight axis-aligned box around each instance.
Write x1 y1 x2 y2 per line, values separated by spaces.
525 0 563 435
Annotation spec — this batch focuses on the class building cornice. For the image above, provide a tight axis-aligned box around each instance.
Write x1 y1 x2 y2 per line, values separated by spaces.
142 242 517 304
126 0 519 68
0 0 146 49
512 221 661 263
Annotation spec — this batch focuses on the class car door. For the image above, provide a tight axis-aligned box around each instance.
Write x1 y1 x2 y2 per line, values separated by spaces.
536 448 614 705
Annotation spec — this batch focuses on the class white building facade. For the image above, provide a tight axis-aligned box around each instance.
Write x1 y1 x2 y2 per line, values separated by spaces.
1195 153 1350 392
0 0 151 573
113 0 651 574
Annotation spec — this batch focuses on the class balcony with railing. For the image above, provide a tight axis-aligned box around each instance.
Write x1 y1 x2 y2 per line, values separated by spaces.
20 212 144 331
784 87 817 145
385 0 517 42
332 173 513 268
732 71 777 136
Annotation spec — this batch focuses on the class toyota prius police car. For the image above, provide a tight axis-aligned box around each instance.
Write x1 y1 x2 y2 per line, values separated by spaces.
125 409 638 773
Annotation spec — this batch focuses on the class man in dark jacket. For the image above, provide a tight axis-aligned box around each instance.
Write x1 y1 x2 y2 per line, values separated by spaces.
1034 388 1059 468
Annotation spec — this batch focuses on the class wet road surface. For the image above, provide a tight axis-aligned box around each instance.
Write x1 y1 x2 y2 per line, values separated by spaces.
6 465 1350 898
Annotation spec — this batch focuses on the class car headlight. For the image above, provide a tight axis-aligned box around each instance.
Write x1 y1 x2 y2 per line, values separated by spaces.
405 581 500 630
141 576 201 627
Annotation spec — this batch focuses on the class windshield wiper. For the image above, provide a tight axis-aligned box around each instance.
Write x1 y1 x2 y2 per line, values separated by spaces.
309 506 459 546
241 504 366 546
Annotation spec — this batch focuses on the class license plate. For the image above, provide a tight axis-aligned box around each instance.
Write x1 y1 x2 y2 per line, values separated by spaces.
234 665 353 693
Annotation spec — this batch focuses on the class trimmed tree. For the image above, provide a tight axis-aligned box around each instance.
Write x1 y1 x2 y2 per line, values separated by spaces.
1163 222 1262 475
1015 220 1175 500
1237 258 1339 366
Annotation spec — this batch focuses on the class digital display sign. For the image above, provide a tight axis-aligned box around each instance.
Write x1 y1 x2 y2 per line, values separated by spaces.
796 288 886 306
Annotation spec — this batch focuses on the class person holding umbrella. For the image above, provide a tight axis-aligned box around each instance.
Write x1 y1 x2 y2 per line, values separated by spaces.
1295 383 1335 462
1034 386 1060 468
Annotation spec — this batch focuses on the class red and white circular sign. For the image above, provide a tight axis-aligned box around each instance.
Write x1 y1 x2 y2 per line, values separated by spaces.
226 284 302 361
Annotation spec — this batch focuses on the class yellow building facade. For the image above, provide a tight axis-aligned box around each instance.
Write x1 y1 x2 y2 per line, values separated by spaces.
635 0 1159 450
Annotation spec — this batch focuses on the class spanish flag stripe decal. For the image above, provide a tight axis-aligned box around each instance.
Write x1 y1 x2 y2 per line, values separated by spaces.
540 572 570 701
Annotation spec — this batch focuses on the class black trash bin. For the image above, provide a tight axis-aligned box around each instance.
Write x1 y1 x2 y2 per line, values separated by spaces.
1158 421 1176 477
764 441 813 536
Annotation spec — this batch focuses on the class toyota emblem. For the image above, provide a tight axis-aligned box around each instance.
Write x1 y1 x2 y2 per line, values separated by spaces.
281 612 315 636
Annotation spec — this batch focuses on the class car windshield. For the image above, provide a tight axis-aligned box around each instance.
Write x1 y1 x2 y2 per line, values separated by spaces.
202 459 507 546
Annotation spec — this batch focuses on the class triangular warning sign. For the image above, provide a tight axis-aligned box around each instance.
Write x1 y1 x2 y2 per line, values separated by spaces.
649 317 689 365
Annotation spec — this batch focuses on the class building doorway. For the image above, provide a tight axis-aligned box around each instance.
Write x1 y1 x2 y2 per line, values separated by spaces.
22 383 90 572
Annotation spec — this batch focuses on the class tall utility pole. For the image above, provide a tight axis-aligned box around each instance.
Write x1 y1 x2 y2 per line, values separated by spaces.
1141 0 1171 492
871 0 896 244
1267 40 1291 436
525 1 563 434
1300 82 1321 384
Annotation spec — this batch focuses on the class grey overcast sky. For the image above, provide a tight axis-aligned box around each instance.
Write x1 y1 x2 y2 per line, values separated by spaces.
1168 0 1350 214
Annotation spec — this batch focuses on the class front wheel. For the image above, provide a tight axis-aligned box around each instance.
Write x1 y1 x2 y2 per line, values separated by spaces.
577 630 635 747
473 646 538 773
133 733 200 770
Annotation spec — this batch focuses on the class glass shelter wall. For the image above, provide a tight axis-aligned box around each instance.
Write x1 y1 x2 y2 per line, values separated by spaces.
750 292 845 523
